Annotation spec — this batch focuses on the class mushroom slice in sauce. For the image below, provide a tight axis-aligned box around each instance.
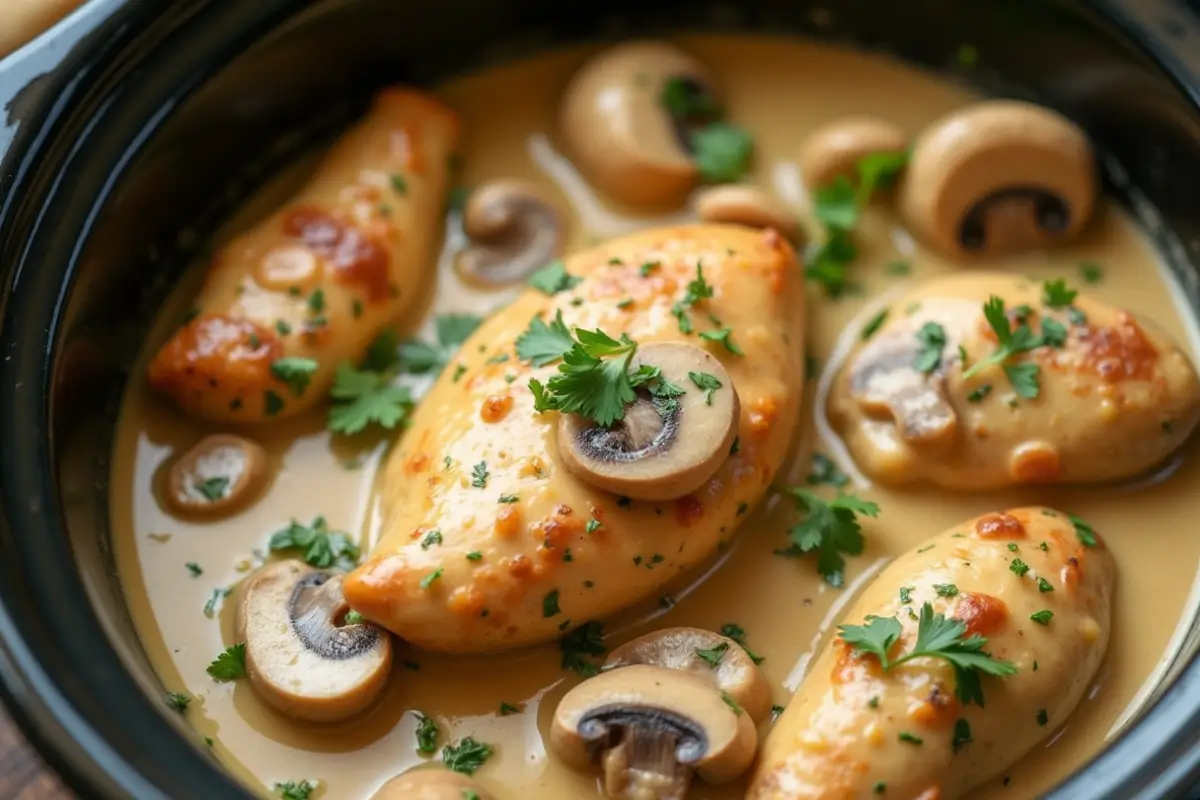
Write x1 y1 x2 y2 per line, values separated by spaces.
557 342 740 501
559 41 715 209
237 560 392 722
370 768 495 800
899 100 1096 259
695 185 802 242
455 180 566 287
164 434 268 519
797 115 909 190
551 664 757 799
605 627 771 723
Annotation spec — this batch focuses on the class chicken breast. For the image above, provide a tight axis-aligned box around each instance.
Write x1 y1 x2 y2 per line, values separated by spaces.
829 272 1200 489
343 224 804 652
749 507 1115 800
148 89 460 422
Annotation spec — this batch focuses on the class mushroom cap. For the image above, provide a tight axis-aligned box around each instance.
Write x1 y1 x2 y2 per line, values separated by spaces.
455 180 566 288
164 434 268 519
557 342 740 501
237 560 393 722
898 100 1096 259
797 116 909 191
551 663 757 786
604 627 772 723
370 768 495 800
559 41 713 209
695 185 802 242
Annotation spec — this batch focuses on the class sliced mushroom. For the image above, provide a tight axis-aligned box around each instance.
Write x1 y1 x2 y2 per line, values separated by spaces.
164 434 268 519
797 116 908 190
560 41 715 209
455 180 565 287
237 560 392 722
371 768 495 800
551 663 757 799
899 100 1097 259
849 328 959 445
695 186 802 242
558 342 739 501
604 628 771 723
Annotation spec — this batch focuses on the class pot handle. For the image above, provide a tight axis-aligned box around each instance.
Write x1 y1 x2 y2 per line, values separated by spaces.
0 0 126 177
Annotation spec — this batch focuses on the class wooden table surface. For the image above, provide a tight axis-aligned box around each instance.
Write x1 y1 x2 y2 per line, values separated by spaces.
0 709 71 799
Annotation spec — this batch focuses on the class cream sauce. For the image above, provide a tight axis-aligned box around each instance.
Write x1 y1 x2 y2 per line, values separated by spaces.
110 35 1200 799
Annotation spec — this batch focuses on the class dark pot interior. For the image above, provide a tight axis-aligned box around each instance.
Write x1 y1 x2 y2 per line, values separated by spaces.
4 0 1200 797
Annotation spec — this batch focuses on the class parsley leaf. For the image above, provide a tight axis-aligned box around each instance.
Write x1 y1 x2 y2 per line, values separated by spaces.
691 123 753 183
442 737 494 776
516 310 576 367
166 691 191 712
528 260 582 295
1042 279 1078 308
268 516 360 571
274 780 316 800
399 314 484 375
328 362 412 435
1070 514 1098 547
861 309 889 340
271 357 319 397
699 326 744 355
914 322 947 374
194 477 229 502
471 461 489 488
719 623 765 665
206 643 247 681
528 328 642 426
560 621 606 676
688 371 723 404
415 712 440 754
1004 363 1041 399
694 641 729 668
806 452 849 488
775 489 879 587
543 589 561 618
962 296 1046 397
839 602 1018 707
1079 261 1104 284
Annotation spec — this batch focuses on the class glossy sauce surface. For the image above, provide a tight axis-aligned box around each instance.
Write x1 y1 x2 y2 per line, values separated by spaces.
111 36 1200 799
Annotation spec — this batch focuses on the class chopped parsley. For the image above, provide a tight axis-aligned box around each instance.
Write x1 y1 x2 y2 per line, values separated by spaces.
275 780 316 800
194 476 230 502
1037 577 1054 593
471 461 489 489
420 530 443 549
543 589 561 618
498 494 519 504
914 322 947 374
671 264 714 333
442 736 494 776
1010 558 1030 577
399 313 483 375
560 621 605 676
1042 279 1078 308
692 123 754 183
775 488 879 587
694 641 730 668
185 562 203 577
166 691 191 712
307 289 325 314
203 587 230 619
861 309 889 340
967 384 993 403
807 453 850 488
962 296 1052 398
1037 709 1049 726
499 702 521 715
420 568 444 589
206 643 247 682
699 326 744 355
721 691 744 715
899 731 923 745
528 260 582 295
1070 514 1098 547
952 718 973 753
344 610 365 625
688 371 723 404
1079 261 1103 284
585 518 602 533
719 623 765 665
1030 610 1054 625
271 357 318 398
839 602 1018 706
415 712 440 754
268 516 360 571
327 361 412 435
934 583 959 597
466 551 483 561
515 310 575 367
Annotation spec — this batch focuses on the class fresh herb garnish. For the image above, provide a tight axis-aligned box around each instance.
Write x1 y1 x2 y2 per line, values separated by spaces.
206 643 247 682
1010 558 1030 577
688 371 723 404
499 702 521 715
806 453 849 488
952 718 973 753
962 296 1049 398
471 461 489 489
194 477 229 502
527 324 653 427
528 260 582 295
398 313 483 375
775 488 879 587
166 691 191 712
327 361 412 435
861 309 889 340
543 590 561 618
898 731 923 745
694 642 730 668
344 610 365 624
442 736 494 776
271 357 318 397
934 583 959 597
1070 514 1098 547
1079 261 1103 284
719 623 765 665
699 326 744 355
420 530 443 549
691 123 754 183
185 562 203 577
967 384 992 403
560 621 605 676
1042 279 1078 308
721 691 744 715
420 568 444 589
268 516 360 571
839 602 1018 706
914 322 947 374
275 780 316 800
415 712 440 754
1030 610 1054 625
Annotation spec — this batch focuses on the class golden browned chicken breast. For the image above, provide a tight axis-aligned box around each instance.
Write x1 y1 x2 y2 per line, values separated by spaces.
829 272 1200 489
148 89 459 422
343 224 804 651
750 507 1115 800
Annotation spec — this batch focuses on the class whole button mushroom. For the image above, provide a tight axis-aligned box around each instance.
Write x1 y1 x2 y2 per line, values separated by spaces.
551 664 758 799
899 100 1097 259
559 41 716 209
557 342 740 501
237 560 393 722
797 116 909 191
370 768 495 800
605 627 772 723
455 180 566 288
694 185 802 242
164 434 269 519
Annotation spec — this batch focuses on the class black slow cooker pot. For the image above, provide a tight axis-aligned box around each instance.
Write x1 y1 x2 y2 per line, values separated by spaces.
3 0 1200 797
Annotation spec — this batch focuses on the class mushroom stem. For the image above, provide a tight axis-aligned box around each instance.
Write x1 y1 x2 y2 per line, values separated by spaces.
601 727 693 800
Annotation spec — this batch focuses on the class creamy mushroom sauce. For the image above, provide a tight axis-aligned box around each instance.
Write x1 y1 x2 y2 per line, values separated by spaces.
111 36 1200 799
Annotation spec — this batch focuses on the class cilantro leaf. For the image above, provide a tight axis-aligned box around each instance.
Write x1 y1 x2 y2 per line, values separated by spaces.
206 643 247 681
914 322 947 374
1042 279 1078 308
515 310 575 367
442 737 494 776
691 123 753 183
776 489 879 587
271 357 318 397
328 363 412 435
528 260 582 295
268 516 360 571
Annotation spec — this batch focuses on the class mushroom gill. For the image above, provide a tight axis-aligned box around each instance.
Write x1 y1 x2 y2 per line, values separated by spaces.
455 180 565 287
